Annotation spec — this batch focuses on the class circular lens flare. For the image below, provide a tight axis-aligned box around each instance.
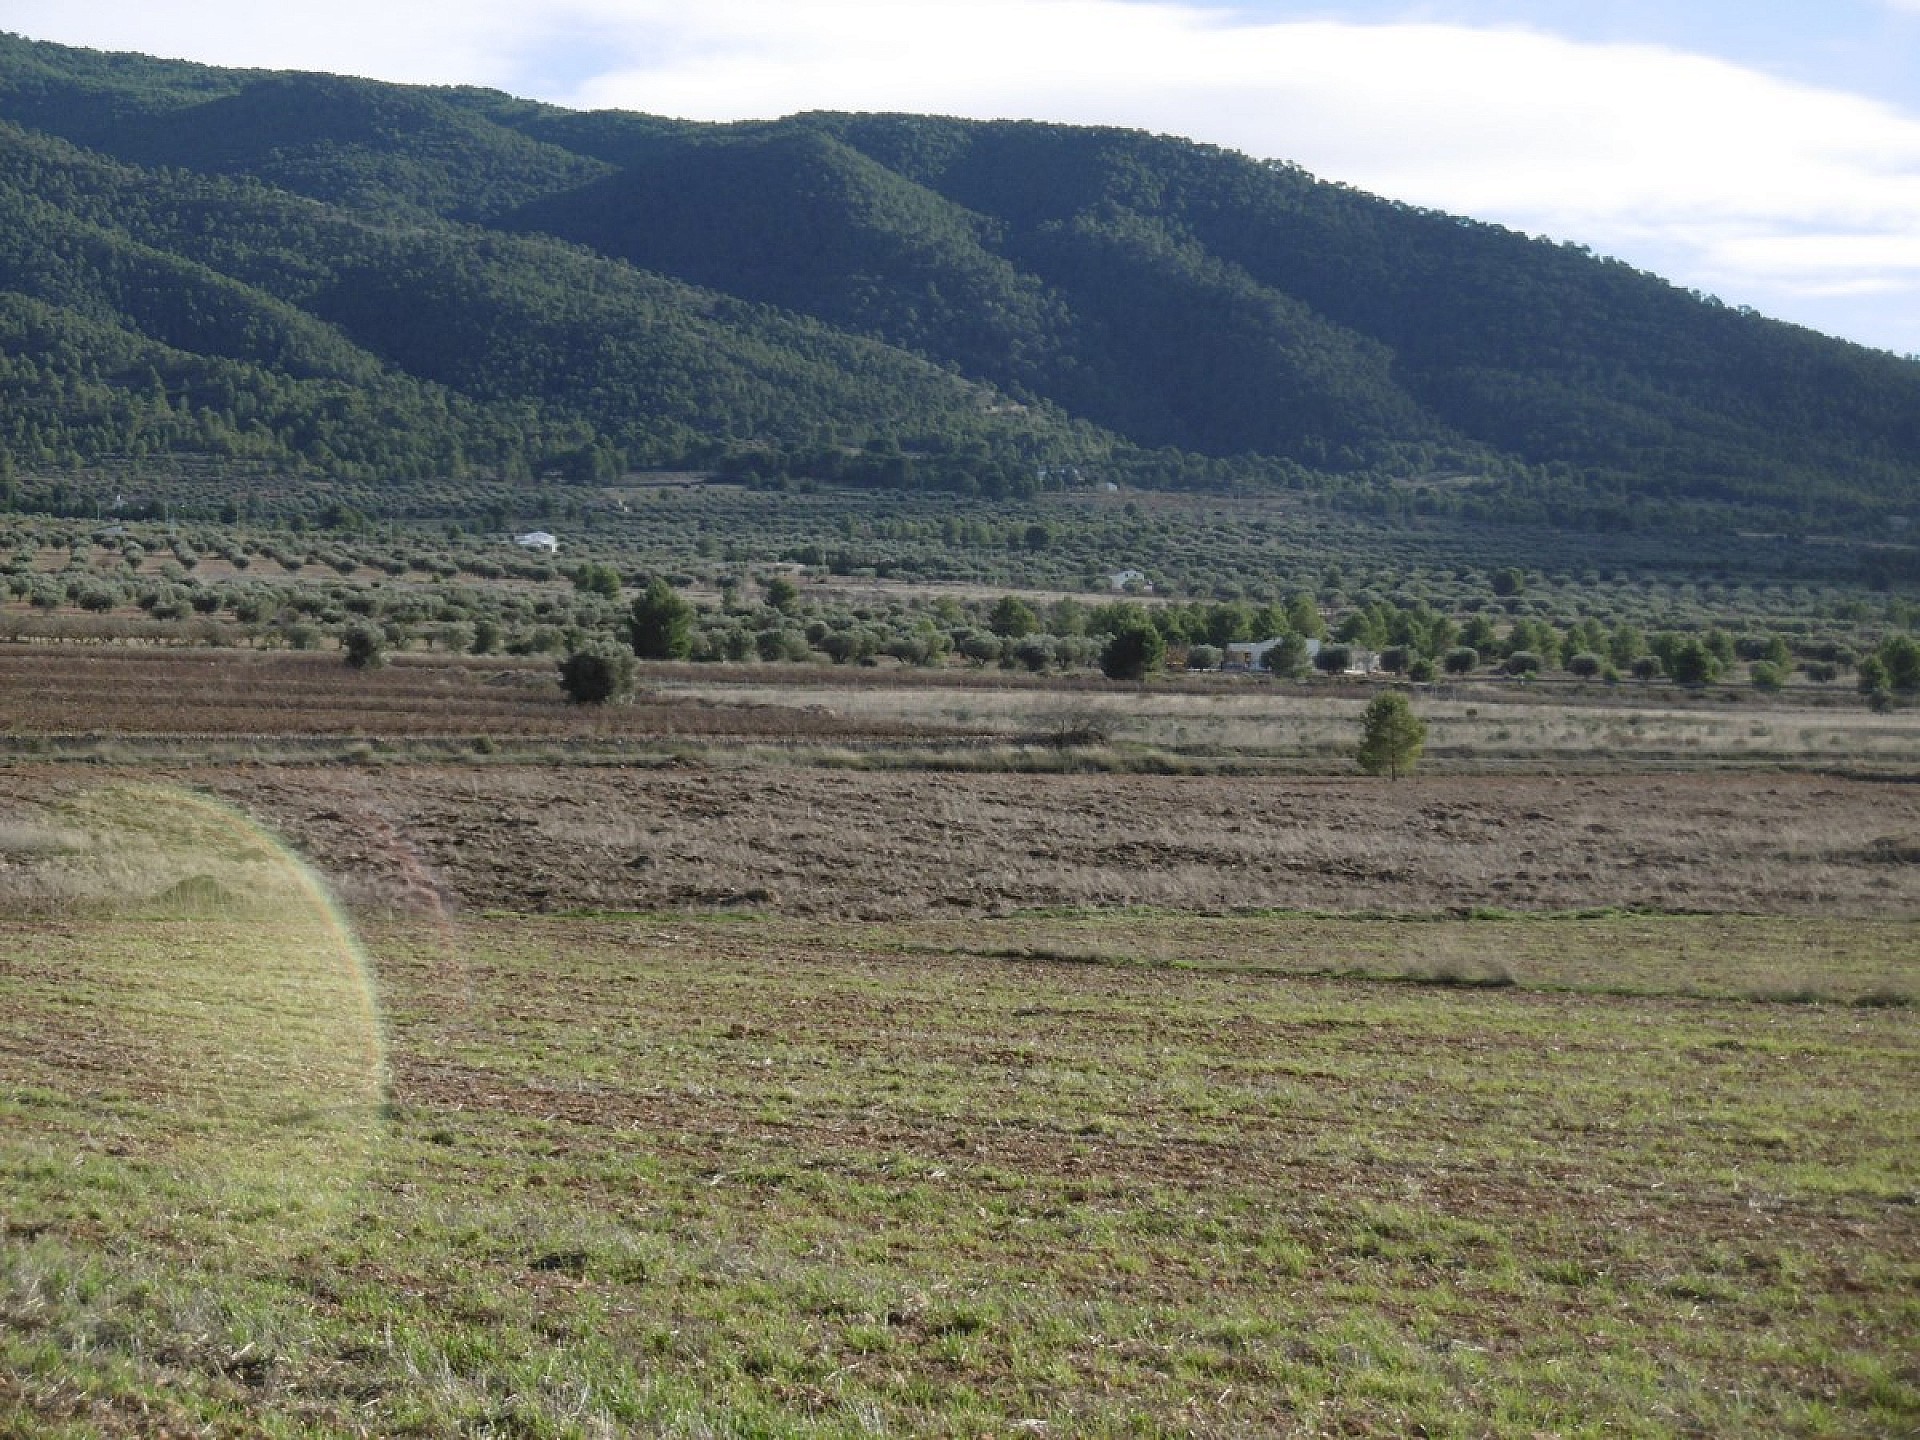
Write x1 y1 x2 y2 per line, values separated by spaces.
2 783 387 1242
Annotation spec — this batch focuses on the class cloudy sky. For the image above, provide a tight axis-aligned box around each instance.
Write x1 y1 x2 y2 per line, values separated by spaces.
11 0 1920 356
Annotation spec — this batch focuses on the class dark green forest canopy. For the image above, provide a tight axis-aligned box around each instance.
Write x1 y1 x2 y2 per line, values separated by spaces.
0 30 1916 531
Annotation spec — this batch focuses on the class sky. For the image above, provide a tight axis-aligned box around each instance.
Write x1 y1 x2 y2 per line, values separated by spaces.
9 0 1920 356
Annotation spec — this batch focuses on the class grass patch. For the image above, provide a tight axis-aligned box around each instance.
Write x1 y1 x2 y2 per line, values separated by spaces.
2 906 1916 1435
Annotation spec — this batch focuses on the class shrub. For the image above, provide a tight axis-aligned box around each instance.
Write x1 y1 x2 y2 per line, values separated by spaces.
341 622 388 670
1186 643 1223 671
1100 613 1165 681
558 645 635 704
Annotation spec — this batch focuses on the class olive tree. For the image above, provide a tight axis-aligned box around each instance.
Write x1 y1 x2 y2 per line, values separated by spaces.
341 622 388 670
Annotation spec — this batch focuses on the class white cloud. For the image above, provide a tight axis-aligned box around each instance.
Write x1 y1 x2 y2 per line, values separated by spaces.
560 3 1920 349
12 1 1920 351
4 0 548 86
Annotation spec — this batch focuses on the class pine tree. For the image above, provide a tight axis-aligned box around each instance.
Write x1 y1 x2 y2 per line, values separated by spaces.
629 579 693 660
1355 691 1426 779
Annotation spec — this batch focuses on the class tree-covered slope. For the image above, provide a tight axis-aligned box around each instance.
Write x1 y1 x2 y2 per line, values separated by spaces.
1 30 1916 525
0 54 1090 489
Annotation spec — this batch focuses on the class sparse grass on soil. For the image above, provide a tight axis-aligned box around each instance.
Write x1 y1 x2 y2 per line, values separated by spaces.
2 905 1916 1437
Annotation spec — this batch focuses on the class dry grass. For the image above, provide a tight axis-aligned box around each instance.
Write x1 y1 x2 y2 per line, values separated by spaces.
660 674 1920 771
3 765 1913 921
5 646 1913 774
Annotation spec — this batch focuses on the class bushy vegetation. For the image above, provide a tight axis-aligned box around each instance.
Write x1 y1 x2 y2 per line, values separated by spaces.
1 496 1913 709
557 643 635 704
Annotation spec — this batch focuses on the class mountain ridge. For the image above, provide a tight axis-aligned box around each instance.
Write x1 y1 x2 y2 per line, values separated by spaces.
0 31 1915 527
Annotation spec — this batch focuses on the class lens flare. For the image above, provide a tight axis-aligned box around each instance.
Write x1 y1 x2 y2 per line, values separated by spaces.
1 783 387 1241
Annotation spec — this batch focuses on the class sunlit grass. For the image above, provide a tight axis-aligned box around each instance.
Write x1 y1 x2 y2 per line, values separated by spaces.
4 907 1915 1436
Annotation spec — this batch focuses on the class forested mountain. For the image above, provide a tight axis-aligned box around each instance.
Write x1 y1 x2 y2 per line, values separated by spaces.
1 31 1916 528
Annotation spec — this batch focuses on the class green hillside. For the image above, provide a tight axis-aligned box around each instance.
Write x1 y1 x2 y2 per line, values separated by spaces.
1 31 1916 528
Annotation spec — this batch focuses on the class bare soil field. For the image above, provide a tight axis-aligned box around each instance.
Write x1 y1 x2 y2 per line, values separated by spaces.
2 762 1915 918
1 644 1915 919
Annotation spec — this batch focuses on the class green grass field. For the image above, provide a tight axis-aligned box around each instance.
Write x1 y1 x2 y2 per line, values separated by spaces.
3 903 1915 1437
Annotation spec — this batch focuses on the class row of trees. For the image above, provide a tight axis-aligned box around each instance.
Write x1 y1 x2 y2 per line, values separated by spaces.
545 576 1919 701
4 536 1909 701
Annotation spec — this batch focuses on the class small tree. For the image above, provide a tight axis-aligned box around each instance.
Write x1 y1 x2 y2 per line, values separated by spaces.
1313 643 1353 678
572 561 622 599
1857 654 1890 698
764 575 802 615
558 645 635 704
630 578 693 660
1099 612 1165 681
1261 633 1309 679
1356 691 1427 779
988 595 1040 639
1880 635 1920 693
1667 636 1719 688
342 622 388 670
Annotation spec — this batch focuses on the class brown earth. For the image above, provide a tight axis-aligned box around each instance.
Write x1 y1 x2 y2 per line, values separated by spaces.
1 762 1913 918
1 645 1915 919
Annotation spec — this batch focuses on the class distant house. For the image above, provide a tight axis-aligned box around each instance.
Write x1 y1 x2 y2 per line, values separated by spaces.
1108 568 1150 592
513 531 559 553
1225 638 1285 671
1225 637 1379 676
1226 636 1319 672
